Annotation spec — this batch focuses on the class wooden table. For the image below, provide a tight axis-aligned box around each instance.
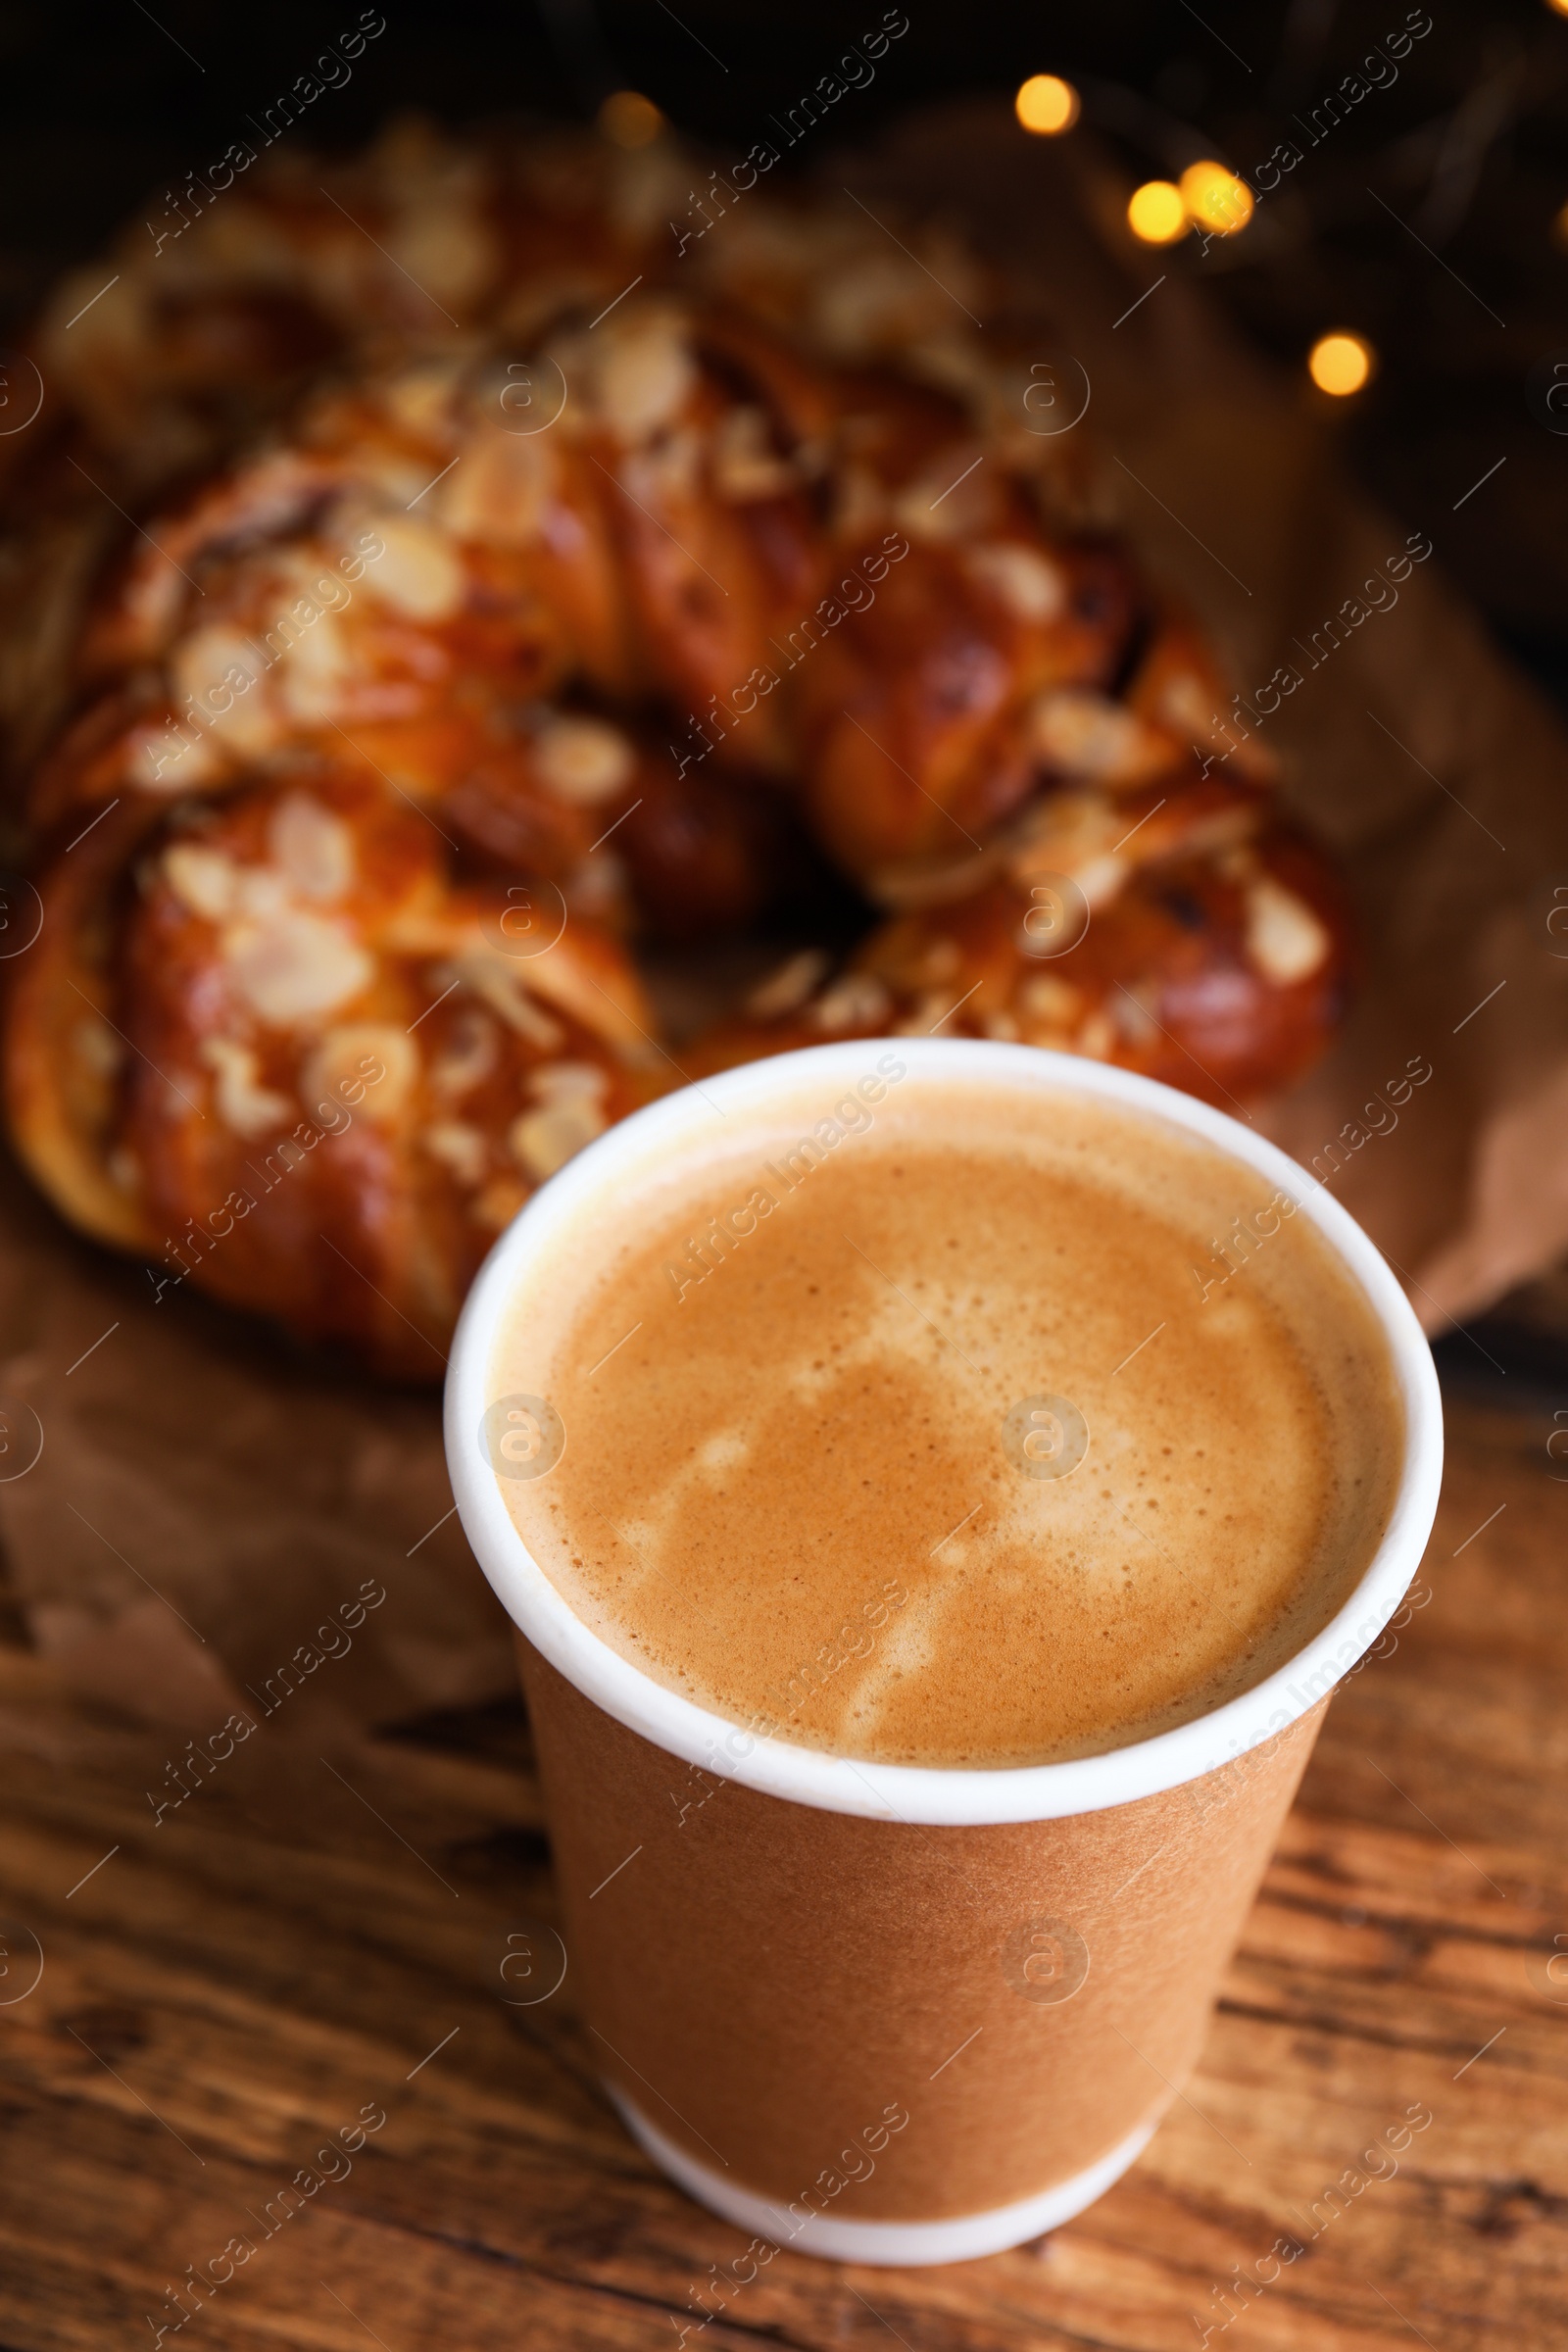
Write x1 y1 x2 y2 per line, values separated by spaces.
0 1385 1563 2352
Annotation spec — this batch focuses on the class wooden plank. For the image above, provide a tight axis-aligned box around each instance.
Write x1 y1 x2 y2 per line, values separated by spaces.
0 1395 1563 2351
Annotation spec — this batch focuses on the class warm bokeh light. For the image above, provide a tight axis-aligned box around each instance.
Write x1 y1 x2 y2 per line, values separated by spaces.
1179 160 1254 236
1547 0 1568 18
1015 74 1081 134
1308 332 1375 396
598 90 664 149
1127 181 1189 245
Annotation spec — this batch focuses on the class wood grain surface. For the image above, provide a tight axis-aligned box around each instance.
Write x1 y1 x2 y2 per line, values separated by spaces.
0 1387 1563 2352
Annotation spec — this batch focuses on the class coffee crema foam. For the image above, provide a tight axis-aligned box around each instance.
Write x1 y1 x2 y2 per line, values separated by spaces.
490 1067 1403 1768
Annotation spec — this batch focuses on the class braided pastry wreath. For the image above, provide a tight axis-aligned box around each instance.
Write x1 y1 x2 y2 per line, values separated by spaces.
1 122 1351 1376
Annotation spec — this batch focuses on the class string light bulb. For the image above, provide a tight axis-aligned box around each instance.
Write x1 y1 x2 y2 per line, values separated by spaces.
1015 74 1080 134
1127 181 1189 244
598 91 664 150
1179 160 1254 236
1308 332 1375 396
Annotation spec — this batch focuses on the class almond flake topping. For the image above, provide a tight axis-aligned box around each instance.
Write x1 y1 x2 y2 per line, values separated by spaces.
201 1038 292 1137
222 911 373 1027
268 794 356 903
509 1093 608 1182
597 311 696 442
535 716 635 806
302 1025 416 1124
1245 878 1331 986
965 543 1066 623
1030 691 1167 787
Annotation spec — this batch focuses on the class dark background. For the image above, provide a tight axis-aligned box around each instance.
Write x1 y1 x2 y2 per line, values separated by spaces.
2 0 1565 1381
2 1 1564 663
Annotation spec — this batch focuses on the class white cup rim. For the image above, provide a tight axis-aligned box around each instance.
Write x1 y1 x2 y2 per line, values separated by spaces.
445 1039 1444 1825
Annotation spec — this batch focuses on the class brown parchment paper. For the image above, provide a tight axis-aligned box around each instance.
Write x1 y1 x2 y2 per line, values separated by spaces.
852 107 1568 1325
2 100 1563 1733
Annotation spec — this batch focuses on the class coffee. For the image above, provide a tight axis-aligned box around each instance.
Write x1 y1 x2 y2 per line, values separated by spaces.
490 1061 1402 1768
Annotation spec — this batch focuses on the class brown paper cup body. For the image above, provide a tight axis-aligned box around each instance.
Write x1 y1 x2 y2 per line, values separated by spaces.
453 1042 1442 2243
518 1637 1325 2223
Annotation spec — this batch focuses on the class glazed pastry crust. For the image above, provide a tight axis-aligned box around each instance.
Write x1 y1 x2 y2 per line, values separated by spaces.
1 127 1351 1373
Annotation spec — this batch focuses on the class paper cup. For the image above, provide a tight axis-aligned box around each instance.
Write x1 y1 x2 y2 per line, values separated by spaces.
446 1041 1443 2265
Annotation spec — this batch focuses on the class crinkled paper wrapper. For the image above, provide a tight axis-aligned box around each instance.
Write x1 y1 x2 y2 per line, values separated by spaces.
3 103 1564 1735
